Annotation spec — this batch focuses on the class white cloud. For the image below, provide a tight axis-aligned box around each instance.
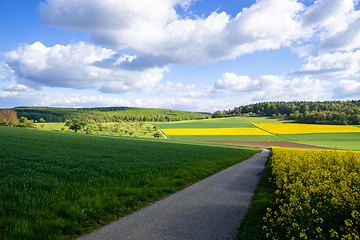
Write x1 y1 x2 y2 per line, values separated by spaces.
333 79 360 98
2 84 30 92
320 18 360 51
184 73 330 101
39 0 306 65
158 81 183 91
301 0 360 51
301 0 355 34
2 41 168 93
0 89 230 112
251 75 329 101
213 73 253 92
37 0 360 76
294 50 360 78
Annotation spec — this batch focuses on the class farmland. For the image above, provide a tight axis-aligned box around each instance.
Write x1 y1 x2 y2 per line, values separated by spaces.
0 126 259 239
155 117 360 151
2 111 360 239
263 147 360 239
155 117 284 142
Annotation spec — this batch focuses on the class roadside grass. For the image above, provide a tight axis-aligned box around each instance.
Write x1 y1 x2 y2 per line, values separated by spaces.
0 126 260 239
236 152 274 240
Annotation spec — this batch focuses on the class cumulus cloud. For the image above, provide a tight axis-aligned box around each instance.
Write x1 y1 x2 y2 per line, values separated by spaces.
158 81 183 91
333 79 360 98
183 73 330 101
300 0 356 34
250 75 329 101
39 0 307 65
37 0 360 76
212 73 253 93
2 84 30 92
2 41 168 93
294 50 360 78
0 89 229 112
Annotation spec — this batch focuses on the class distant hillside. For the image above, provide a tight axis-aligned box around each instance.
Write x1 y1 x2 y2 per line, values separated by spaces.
12 106 211 123
214 100 360 125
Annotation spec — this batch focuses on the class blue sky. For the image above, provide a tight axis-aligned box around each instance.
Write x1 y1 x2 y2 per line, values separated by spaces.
1 0 360 112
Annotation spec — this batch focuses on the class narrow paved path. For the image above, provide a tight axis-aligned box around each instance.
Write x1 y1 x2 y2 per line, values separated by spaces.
78 149 270 240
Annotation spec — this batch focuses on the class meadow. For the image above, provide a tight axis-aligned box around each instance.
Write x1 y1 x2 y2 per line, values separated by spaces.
0 126 259 239
37 121 159 138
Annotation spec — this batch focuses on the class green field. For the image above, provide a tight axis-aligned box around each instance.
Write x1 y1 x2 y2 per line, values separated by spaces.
154 117 252 129
0 126 259 239
37 122 159 138
161 135 284 142
241 116 295 124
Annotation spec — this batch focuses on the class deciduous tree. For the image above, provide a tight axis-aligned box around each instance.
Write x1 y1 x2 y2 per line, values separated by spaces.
0 109 19 126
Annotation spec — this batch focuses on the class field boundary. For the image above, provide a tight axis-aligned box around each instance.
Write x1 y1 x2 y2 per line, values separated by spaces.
201 141 332 150
158 128 168 139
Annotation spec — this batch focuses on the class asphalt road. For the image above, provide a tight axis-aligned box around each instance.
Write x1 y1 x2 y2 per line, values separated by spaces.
78 149 270 240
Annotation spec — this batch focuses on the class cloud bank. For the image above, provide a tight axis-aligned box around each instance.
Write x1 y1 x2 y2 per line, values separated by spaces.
2 42 167 93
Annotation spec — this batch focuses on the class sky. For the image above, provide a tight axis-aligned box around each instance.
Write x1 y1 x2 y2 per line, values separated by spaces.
1 0 360 113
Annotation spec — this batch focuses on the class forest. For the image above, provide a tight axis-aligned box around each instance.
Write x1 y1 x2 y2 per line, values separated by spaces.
10 106 211 123
213 100 360 125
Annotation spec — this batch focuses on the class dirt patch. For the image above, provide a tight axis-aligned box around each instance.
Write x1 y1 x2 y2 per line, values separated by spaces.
202 141 332 150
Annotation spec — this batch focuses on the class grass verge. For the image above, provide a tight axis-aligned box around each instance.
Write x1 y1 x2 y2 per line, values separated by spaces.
235 151 274 240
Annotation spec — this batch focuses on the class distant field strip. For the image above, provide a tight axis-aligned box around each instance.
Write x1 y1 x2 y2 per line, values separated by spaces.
161 128 271 135
253 123 360 134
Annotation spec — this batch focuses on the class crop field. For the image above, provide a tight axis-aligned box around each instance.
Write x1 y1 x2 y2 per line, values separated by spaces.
254 123 360 134
0 126 259 239
154 117 360 150
154 117 252 128
263 147 360 239
161 127 271 136
155 117 283 142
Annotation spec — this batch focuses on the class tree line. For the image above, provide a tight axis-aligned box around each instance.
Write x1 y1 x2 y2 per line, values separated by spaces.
213 100 360 125
0 108 36 128
11 106 211 123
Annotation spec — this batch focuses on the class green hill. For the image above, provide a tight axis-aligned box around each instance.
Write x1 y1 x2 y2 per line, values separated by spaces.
12 106 211 123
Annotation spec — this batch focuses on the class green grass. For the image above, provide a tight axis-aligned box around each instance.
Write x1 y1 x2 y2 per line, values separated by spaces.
37 122 158 138
297 141 360 151
0 126 260 239
154 117 253 129
280 132 360 141
164 135 285 142
242 117 295 124
279 133 360 150
236 155 274 240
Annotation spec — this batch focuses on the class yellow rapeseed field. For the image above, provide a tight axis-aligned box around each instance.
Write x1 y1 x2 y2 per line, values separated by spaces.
161 128 271 135
253 123 360 135
264 147 360 239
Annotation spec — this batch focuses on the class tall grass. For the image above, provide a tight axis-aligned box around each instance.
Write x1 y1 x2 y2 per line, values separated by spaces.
0 126 259 239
